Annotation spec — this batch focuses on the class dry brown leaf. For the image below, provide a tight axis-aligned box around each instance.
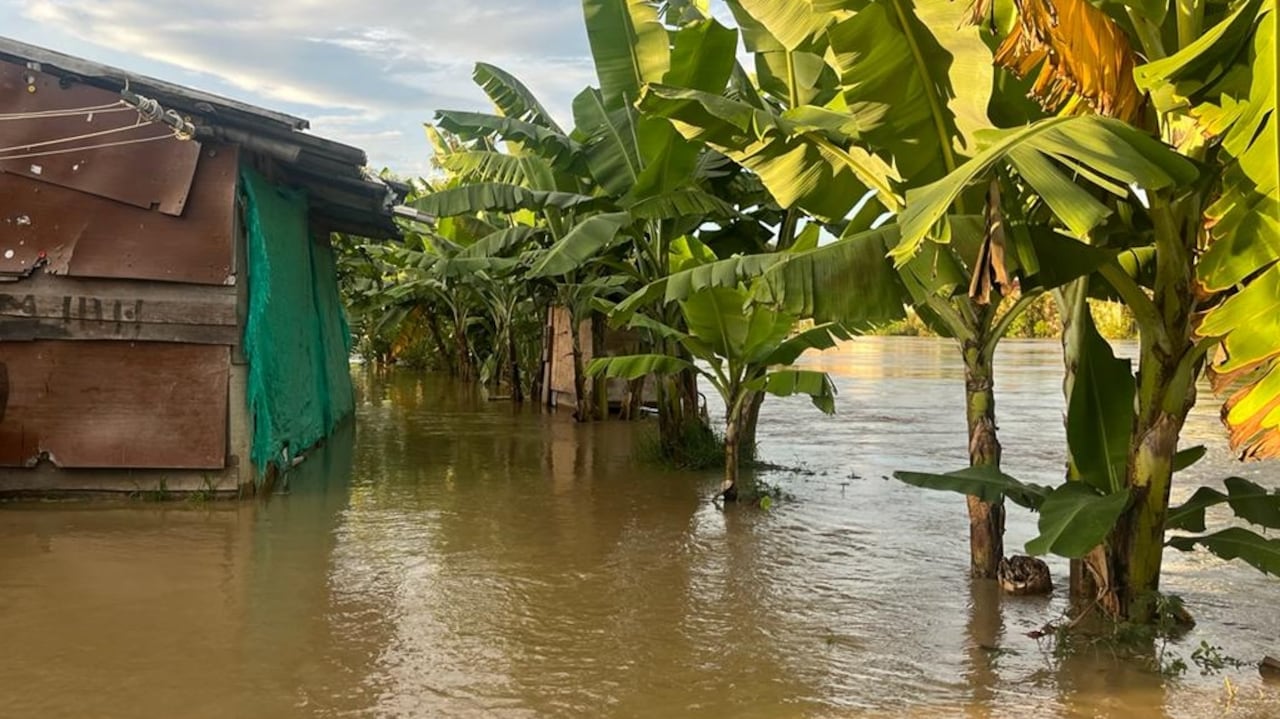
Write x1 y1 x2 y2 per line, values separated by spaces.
1221 381 1280 460
969 178 1012 304
993 0 1144 123
965 0 997 29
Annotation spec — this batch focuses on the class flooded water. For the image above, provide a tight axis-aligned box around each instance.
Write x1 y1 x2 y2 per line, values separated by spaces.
1 337 1278 718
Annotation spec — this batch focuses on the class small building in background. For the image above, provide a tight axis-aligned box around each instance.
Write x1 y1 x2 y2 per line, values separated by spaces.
0 37 404 496
541 308 652 417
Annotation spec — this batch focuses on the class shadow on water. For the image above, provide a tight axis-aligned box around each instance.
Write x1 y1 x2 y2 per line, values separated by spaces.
1 339 1279 718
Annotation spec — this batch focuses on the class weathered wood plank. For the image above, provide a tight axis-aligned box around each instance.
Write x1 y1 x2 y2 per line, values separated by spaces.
0 464 240 495
0 341 229 469
0 317 239 345
0 273 237 326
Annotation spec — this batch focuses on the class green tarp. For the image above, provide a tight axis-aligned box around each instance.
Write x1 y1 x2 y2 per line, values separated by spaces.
241 167 354 480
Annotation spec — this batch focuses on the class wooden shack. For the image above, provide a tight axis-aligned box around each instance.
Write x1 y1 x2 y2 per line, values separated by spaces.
541 307 653 415
0 38 402 496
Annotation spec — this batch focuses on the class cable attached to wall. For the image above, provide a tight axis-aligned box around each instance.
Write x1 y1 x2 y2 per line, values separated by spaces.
0 134 176 162
120 89 195 140
0 100 134 122
0 86 197 162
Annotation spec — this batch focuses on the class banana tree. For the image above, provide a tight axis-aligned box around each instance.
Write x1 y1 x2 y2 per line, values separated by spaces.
428 2 758 454
588 285 848 500
885 0 1277 620
628 0 1083 577
427 109 632 415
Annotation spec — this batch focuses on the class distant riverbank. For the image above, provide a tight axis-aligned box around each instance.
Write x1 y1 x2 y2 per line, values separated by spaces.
866 294 1137 340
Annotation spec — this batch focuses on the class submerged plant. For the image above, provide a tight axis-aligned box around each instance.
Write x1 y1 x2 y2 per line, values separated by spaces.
589 285 847 501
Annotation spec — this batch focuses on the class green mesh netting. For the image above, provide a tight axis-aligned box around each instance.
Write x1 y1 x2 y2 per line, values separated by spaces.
241 167 354 480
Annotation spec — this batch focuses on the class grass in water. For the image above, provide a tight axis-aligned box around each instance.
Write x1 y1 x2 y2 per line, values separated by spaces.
634 423 725 471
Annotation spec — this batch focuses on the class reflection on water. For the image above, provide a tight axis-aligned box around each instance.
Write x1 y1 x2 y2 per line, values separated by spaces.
1 338 1277 718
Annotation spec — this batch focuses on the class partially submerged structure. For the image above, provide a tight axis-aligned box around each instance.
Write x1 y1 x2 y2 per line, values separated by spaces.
541 308 651 416
0 38 403 495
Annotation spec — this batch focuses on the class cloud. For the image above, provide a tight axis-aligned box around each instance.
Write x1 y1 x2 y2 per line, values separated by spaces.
14 0 597 171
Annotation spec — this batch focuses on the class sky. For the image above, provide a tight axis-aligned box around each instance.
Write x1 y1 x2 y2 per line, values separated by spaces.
0 0 604 176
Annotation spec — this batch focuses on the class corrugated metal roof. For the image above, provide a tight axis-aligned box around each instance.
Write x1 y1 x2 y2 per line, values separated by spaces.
0 35 405 238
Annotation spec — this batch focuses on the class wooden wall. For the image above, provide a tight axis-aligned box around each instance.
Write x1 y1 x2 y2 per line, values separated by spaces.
541 307 652 410
0 342 230 469
0 58 249 485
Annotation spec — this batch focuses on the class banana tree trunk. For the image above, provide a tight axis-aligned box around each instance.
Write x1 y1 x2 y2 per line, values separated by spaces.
619 376 646 421
425 311 455 375
657 354 711 460
455 323 473 381
963 340 1005 579
651 296 711 458
1082 358 1196 619
721 392 745 502
737 391 765 464
569 308 592 421
591 314 610 420
1084 203 1199 622
507 327 523 403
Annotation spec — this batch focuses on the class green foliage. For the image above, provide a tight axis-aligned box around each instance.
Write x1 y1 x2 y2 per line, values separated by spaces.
1025 484 1131 558
338 0 1280 614
1169 527 1280 578
527 213 635 278
893 464 1050 510
472 62 565 132
633 424 726 470
411 183 600 216
1163 439 1280 581
637 83 898 220
894 115 1198 265
592 286 847 416
865 295 1137 339
1066 309 1134 493
591 284 845 487
1189 641 1250 675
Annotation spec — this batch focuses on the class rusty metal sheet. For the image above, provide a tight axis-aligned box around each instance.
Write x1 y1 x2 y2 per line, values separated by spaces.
0 144 237 284
0 341 229 469
0 61 200 215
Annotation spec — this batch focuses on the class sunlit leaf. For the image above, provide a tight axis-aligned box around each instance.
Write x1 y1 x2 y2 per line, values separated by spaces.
473 62 565 133
827 0 994 182
894 115 1198 265
637 84 899 220
583 0 670 110
527 213 634 278
751 369 839 414
761 322 853 366
455 227 546 259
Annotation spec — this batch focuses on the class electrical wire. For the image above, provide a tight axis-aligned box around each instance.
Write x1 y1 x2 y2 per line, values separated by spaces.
0 100 134 122
0 83 193 159
0 118 154 155
0 133 176 162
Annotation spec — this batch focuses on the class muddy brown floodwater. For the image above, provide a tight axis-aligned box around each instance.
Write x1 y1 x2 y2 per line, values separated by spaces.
1 337 1278 718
